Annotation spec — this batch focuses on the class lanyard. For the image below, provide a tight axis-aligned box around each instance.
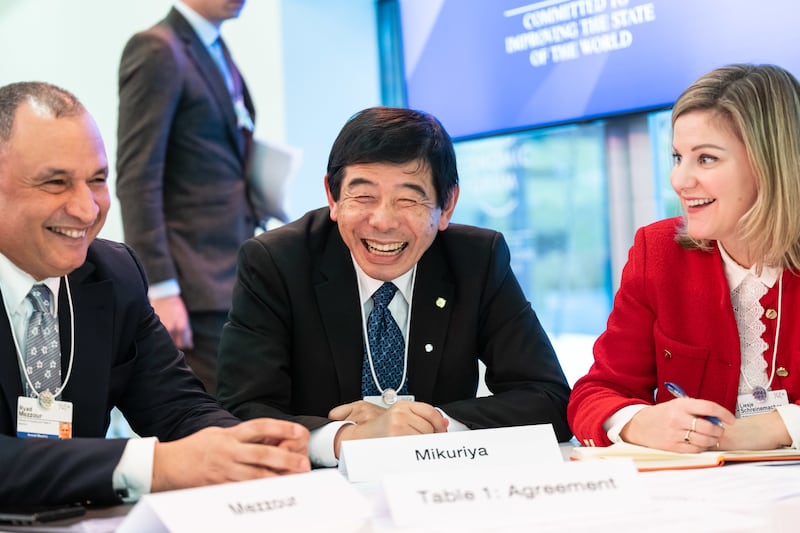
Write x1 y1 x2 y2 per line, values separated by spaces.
358 268 416 393
6 277 76 409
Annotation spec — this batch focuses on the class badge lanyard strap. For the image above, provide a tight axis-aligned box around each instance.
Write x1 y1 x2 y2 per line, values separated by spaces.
740 270 782 392
359 268 416 394
8 276 76 401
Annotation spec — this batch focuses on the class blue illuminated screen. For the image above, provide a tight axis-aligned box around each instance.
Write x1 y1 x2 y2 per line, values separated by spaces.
399 0 800 139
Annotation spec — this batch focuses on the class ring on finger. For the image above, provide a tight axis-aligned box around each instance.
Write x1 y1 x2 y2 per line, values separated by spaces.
683 429 693 444
690 416 697 432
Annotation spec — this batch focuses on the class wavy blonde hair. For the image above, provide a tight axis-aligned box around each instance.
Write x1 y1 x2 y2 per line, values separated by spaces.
672 64 800 272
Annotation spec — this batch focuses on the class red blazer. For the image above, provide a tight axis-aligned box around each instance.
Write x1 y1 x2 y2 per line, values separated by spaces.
568 218 800 446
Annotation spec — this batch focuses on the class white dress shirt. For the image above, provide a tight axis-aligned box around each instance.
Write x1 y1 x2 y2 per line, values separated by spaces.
308 257 469 467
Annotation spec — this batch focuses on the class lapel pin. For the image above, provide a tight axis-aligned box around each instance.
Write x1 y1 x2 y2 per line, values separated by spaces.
435 297 446 308
424 343 434 353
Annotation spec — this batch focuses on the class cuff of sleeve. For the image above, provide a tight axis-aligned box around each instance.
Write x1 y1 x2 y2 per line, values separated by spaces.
775 403 800 449
147 279 181 300
435 408 469 432
309 421 354 468
604 404 647 443
112 437 158 502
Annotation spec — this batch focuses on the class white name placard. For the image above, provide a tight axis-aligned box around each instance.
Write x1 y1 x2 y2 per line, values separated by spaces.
384 459 646 530
117 469 371 533
339 424 561 483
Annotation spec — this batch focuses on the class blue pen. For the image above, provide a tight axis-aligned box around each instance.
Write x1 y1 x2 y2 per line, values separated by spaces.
663 381 723 427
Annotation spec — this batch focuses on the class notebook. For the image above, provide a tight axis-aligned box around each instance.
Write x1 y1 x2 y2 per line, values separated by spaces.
571 442 800 471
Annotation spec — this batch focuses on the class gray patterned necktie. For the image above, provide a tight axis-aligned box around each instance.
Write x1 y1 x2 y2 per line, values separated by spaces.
25 284 62 397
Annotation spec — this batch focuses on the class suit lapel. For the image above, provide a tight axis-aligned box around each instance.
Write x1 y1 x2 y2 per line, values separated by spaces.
0 296 23 433
407 239 455 402
314 231 365 402
60 262 114 437
0 264 113 436
167 9 246 162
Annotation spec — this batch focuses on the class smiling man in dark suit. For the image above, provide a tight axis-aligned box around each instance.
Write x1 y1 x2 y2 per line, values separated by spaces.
116 0 257 395
217 107 572 467
0 81 308 506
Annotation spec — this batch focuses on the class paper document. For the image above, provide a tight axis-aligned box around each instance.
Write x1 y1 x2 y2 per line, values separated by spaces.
248 138 302 223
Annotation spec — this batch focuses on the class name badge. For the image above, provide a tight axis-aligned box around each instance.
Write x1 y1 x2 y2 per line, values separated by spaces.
17 396 73 439
736 389 789 418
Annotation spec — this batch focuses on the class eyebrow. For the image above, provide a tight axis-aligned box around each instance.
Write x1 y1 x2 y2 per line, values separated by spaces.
32 168 71 182
346 177 429 197
690 143 726 152
33 165 109 182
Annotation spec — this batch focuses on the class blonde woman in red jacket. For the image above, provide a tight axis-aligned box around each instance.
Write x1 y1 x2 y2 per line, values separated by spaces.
568 64 800 453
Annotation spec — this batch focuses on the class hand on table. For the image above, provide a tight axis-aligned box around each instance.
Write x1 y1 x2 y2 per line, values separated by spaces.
620 398 734 452
717 410 792 450
151 418 310 492
330 400 449 458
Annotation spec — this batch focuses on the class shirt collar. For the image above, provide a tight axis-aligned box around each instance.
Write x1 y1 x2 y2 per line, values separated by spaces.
175 1 220 46
717 242 780 290
352 256 415 306
0 252 61 317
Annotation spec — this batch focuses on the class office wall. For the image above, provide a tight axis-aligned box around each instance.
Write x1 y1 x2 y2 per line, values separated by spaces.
0 0 380 239
280 1 381 217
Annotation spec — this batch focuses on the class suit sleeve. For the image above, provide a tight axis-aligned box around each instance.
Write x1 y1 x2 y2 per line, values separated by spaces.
437 233 573 442
217 239 332 431
0 436 128 505
116 29 184 285
567 226 659 446
110 242 240 440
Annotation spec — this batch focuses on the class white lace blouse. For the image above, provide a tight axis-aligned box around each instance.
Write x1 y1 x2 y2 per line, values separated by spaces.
718 243 799 447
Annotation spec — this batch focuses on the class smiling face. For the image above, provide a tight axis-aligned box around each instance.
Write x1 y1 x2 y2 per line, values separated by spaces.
670 110 758 265
326 160 458 281
0 102 109 280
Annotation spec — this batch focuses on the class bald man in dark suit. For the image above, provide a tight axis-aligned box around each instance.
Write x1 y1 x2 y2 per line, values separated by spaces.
0 81 308 506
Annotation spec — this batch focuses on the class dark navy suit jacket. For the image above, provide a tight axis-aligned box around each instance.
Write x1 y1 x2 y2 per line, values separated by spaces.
0 240 237 505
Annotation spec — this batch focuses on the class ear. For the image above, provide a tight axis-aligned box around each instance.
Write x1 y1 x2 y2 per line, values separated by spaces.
324 174 338 221
437 185 459 231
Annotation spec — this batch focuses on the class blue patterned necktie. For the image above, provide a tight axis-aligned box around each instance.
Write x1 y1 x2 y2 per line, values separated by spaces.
25 284 62 398
361 282 408 397
209 37 254 131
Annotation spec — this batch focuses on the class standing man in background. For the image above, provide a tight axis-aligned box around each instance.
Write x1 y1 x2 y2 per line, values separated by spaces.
116 0 258 395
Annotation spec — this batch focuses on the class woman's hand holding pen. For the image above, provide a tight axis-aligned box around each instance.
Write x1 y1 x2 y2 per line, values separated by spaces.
620 398 735 452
